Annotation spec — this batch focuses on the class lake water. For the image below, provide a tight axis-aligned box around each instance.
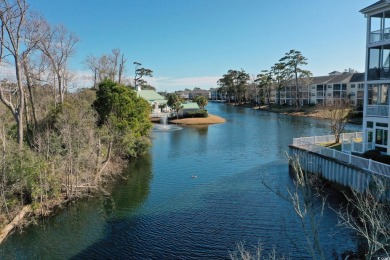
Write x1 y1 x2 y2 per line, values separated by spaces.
0 103 361 259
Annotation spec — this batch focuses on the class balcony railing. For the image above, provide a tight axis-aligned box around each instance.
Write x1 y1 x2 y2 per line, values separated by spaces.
366 105 389 117
292 133 390 177
369 27 390 43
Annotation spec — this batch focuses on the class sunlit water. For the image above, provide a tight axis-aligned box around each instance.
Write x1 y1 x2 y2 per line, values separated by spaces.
0 103 361 259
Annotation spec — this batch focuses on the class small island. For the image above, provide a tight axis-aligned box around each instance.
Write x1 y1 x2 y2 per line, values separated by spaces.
169 114 226 125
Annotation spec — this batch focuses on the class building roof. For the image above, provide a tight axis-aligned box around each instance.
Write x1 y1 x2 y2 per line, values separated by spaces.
137 90 167 104
327 73 353 83
360 0 390 14
311 75 336 85
309 73 364 85
182 102 200 109
350 73 365 82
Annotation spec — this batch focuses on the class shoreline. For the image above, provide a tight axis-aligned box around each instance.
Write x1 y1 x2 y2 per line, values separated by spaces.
0 158 127 245
169 114 226 125
238 103 363 125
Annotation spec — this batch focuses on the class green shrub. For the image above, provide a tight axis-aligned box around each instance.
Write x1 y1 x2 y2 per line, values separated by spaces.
376 154 390 165
362 149 380 160
184 110 208 118
362 149 390 165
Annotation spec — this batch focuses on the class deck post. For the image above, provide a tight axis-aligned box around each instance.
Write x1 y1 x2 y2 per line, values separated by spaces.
368 159 372 171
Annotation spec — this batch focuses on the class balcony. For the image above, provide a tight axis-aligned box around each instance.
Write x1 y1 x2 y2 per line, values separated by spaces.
369 27 390 44
366 105 389 117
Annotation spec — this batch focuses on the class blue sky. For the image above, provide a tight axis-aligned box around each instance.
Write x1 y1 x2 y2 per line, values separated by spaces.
29 0 371 92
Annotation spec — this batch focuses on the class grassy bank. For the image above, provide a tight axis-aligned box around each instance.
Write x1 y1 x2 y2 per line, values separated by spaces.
169 114 226 125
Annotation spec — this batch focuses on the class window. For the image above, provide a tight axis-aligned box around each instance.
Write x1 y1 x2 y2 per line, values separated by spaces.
367 121 373 128
377 122 388 127
367 84 389 105
368 45 390 80
375 129 388 146
367 130 373 142
369 11 390 43
351 84 356 88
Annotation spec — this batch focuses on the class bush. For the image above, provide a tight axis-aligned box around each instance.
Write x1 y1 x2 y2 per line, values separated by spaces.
184 110 208 118
376 154 390 165
362 149 380 160
362 149 390 165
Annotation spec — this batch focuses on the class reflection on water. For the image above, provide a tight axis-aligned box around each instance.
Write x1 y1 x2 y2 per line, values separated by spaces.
152 123 182 132
0 103 361 259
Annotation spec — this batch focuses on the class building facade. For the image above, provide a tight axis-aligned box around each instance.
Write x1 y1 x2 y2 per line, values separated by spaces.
361 1 390 154
270 72 365 108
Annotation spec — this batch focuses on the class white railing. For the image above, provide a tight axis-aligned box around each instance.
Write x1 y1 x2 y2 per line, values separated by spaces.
292 133 390 177
292 133 361 147
369 27 390 43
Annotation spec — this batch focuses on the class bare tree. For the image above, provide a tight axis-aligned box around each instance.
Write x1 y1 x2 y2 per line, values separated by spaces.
21 13 50 136
84 54 99 89
317 99 351 143
229 241 285 260
84 48 126 87
335 177 390 259
108 48 120 81
262 154 326 260
0 0 30 148
118 52 126 84
38 22 79 104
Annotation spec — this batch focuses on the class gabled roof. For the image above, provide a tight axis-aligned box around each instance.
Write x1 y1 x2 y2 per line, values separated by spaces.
182 102 200 109
311 75 336 85
360 0 390 14
327 73 353 83
350 73 365 82
137 90 167 104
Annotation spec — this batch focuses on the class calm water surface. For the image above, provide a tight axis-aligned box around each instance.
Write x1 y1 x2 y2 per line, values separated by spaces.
0 103 361 259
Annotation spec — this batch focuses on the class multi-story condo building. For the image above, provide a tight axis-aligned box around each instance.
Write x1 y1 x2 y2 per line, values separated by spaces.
361 1 390 154
271 72 365 108
175 88 210 100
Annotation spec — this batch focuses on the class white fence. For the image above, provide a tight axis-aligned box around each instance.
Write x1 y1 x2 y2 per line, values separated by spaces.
293 133 362 147
292 133 390 178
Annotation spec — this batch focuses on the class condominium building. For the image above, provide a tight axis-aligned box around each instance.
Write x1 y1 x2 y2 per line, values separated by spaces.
360 0 390 154
271 72 365 107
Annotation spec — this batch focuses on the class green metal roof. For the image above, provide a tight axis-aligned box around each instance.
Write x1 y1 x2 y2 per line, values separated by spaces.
182 102 200 109
137 90 167 104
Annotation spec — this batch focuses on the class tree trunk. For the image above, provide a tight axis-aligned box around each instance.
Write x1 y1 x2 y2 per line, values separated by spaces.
15 57 25 149
294 68 301 110
22 57 38 129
